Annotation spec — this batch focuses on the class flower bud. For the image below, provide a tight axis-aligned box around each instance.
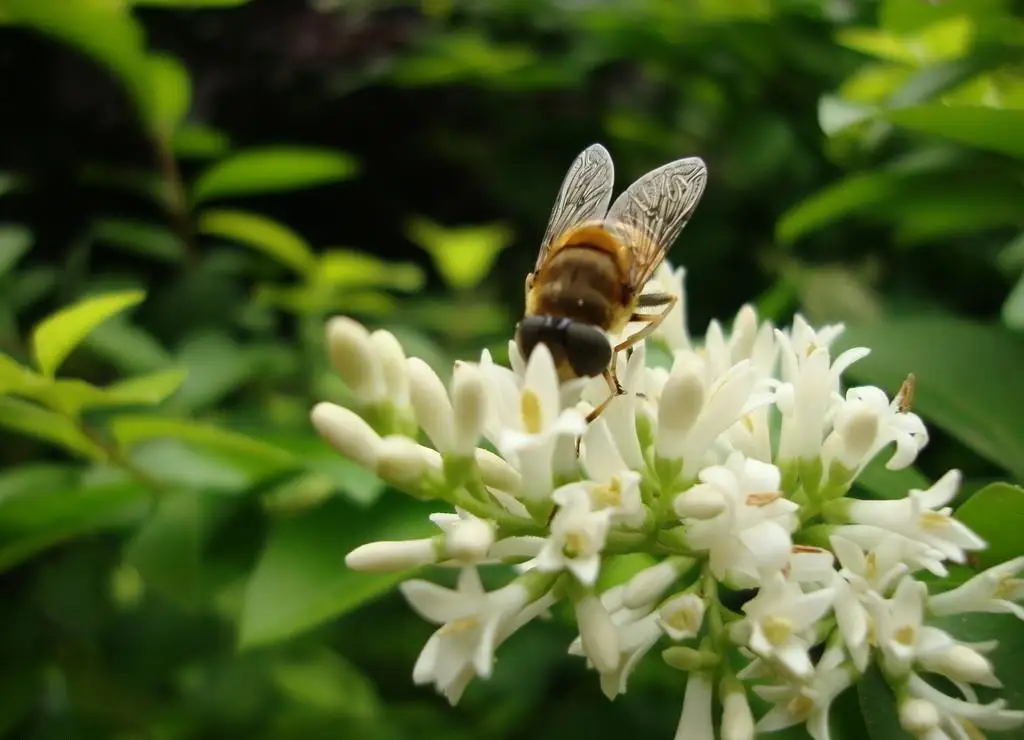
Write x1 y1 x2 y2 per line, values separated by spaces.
657 593 705 640
899 698 939 735
445 516 495 562
327 317 381 398
662 646 714 671
673 484 726 520
922 644 1000 688
623 559 684 609
345 538 440 572
731 304 759 360
474 448 522 494
311 402 382 469
657 356 705 458
575 592 620 674
377 435 441 488
369 329 410 407
450 361 487 454
407 357 454 450
720 682 755 740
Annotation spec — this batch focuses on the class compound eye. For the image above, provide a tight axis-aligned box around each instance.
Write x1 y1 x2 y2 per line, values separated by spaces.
565 323 612 378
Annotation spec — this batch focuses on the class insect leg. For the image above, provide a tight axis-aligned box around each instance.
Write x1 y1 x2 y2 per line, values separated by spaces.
576 369 620 456
614 292 678 353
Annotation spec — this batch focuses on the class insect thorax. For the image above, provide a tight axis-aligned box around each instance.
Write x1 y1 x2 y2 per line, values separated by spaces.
529 246 626 329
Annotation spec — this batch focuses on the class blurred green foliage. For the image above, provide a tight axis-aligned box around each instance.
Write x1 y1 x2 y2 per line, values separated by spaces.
0 0 1022 738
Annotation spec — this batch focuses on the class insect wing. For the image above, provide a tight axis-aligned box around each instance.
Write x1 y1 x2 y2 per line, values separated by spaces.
534 143 615 271
605 156 707 290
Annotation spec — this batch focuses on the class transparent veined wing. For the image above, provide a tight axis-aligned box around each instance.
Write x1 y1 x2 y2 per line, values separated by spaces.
605 156 707 290
534 143 615 271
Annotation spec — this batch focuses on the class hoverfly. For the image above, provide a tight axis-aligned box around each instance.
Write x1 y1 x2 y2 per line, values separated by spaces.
515 143 707 423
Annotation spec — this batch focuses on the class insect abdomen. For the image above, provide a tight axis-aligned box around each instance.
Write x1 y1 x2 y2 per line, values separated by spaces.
529 246 625 329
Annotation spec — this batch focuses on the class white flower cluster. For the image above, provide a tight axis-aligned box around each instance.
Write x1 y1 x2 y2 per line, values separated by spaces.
312 262 1024 740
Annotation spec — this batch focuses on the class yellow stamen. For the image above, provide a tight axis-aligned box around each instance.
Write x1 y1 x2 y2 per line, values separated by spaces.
763 616 792 646
919 511 950 531
563 531 588 559
787 693 814 719
592 478 623 508
994 577 1023 600
439 617 478 636
520 389 543 434
894 625 916 646
747 491 783 507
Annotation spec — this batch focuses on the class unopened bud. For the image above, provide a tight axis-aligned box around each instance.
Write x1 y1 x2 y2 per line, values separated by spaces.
674 484 726 520
377 435 441 488
369 330 410 406
731 304 759 360
345 538 440 572
474 448 521 493
662 646 718 671
575 592 620 674
720 681 755 740
623 559 684 609
445 516 495 561
327 317 381 398
899 698 939 735
311 402 382 469
657 356 705 457
451 362 487 454
922 644 1000 688
657 593 705 641
407 357 454 450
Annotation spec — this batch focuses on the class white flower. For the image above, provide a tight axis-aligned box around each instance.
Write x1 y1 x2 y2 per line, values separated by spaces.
676 454 799 588
736 571 835 679
657 353 763 480
673 671 715 740
649 260 690 352
558 419 646 528
311 402 382 469
821 385 928 476
568 585 662 699
830 534 909 670
483 343 586 500
838 470 986 565
754 643 855 740
832 524 949 577
400 568 536 703
532 486 613 585
657 593 705 641
915 633 1001 688
907 673 1024 737
574 590 620 674
581 344 651 471
929 556 1024 620
326 316 387 401
430 508 495 562
775 317 870 464
865 575 928 676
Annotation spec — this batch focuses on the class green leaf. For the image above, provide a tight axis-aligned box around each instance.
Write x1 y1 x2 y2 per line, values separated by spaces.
192 147 357 203
32 290 145 376
270 650 382 719
885 105 1024 159
318 250 425 291
776 171 903 244
1003 272 1024 331
838 317 1024 480
406 218 513 290
856 665 905 740
104 368 188 406
0 397 105 459
238 497 435 649
0 225 32 277
0 352 36 395
198 210 315 275
0 172 25 198
110 415 299 479
84 316 173 374
146 53 191 136
954 482 1024 568
0 466 148 571
126 488 240 608
853 456 930 499
92 218 186 263
172 123 231 159
168 332 255 411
